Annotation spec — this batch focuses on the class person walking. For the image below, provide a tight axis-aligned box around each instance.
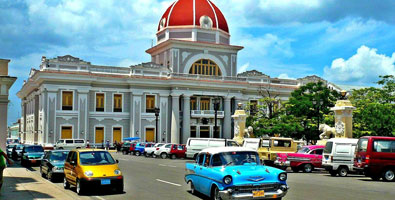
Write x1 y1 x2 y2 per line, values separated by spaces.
86 140 90 148
0 147 13 192
105 140 110 151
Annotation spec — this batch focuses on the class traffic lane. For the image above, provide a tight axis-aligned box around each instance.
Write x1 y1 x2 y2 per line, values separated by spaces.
285 171 395 200
99 153 200 200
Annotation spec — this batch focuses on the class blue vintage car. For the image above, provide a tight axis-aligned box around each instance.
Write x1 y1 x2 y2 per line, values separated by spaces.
185 147 289 200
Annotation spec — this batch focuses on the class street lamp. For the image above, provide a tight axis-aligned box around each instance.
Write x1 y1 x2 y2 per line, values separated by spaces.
213 98 221 138
154 107 160 143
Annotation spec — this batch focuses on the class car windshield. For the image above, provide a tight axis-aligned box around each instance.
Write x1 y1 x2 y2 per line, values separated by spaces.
79 151 116 165
16 145 24 150
324 142 333 154
211 151 260 167
8 144 17 149
50 151 69 162
25 146 44 152
297 147 310 153
357 139 368 152
156 144 164 147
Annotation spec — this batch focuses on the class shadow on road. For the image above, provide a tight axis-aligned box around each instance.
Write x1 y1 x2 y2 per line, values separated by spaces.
2 176 55 199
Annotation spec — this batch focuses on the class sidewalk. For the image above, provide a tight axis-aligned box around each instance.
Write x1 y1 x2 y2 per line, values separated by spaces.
0 167 80 200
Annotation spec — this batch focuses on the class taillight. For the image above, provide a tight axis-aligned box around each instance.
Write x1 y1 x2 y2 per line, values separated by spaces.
365 155 370 164
330 156 333 162
156 148 159 150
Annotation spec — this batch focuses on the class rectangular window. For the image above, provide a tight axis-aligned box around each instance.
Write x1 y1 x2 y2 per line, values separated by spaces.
200 98 210 110
62 91 73 110
250 100 258 115
96 93 104 112
146 95 155 113
373 140 394 153
113 94 122 112
190 98 197 110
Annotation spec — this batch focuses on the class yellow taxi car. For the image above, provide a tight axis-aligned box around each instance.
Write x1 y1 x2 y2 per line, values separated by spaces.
63 149 123 195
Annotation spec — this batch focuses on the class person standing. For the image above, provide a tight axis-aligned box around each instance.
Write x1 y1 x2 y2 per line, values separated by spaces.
106 140 110 150
0 147 13 192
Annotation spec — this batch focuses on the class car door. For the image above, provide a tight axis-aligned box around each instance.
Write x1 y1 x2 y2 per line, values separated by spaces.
64 151 74 182
199 153 213 196
311 149 323 167
69 152 78 184
194 153 206 192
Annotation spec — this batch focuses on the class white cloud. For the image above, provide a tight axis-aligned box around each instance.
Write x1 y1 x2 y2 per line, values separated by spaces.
238 63 250 73
237 33 294 58
278 73 295 79
324 45 395 85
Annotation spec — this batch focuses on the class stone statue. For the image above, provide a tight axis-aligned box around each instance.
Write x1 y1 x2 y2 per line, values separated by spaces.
319 124 336 139
244 126 254 138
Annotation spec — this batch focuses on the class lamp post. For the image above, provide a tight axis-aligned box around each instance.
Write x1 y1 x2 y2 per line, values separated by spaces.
154 107 160 143
213 98 220 138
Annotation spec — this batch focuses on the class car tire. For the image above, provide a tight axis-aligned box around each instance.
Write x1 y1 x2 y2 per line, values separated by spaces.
171 154 177 159
189 181 196 195
211 185 221 200
303 164 313 173
329 170 337 176
382 168 395 182
63 177 70 189
291 167 299 173
160 153 168 159
76 179 84 195
122 151 126 155
338 166 348 177
135 151 141 156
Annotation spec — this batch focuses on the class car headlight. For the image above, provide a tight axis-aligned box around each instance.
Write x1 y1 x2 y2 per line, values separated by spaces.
84 171 93 177
223 175 232 185
279 173 287 181
114 170 121 175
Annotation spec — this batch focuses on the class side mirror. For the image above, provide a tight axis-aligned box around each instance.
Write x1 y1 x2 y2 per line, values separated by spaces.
116 159 119 163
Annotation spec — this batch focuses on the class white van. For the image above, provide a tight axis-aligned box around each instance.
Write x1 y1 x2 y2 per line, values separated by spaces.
322 138 358 177
185 138 239 159
54 139 85 150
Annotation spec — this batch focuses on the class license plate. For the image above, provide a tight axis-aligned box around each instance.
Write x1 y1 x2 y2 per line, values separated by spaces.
101 179 111 185
252 190 265 197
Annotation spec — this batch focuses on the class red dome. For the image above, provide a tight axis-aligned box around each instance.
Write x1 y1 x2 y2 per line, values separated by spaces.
157 0 229 33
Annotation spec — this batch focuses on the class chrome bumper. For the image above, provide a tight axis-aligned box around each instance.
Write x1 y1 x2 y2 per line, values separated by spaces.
274 160 290 167
219 187 289 200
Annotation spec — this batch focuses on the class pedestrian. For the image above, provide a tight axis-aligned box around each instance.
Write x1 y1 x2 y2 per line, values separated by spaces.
106 140 110 150
0 146 13 192
86 140 90 148
113 141 118 153
117 142 122 153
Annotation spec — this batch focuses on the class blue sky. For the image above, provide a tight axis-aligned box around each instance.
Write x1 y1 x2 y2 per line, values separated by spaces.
1 0 395 125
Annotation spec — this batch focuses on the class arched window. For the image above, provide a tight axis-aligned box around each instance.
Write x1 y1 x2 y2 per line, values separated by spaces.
189 59 222 76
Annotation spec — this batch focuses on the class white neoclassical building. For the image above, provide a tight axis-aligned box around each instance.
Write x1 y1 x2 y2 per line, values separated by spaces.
17 0 337 146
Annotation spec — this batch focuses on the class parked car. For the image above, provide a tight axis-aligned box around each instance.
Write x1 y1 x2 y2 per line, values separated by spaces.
276 145 325 172
129 143 137 155
144 143 165 157
40 150 70 181
134 143 154 156
12 144 24 160
121 143 131 154
63 149 123 195
257 137 298 166
21 145 45 167
169 144 186 159
354 136 395 181
6 144 18 157
185 138 239 159
322 138 358 177
54 139 86 150
7 138 20 144
153 143 175 159
185 147 289 200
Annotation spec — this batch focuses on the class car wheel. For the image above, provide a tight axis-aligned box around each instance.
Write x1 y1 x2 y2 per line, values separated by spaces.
76 179 84 195
382 168 395 182
144 152 148 157
63 177 70 189
160 153 168 159
338 167 348 177
211 185 221 200
171 154 177 159
135 151 141 156
291 167 299 173
59 147 63 150
189 181 196 194
329 170 337 176
303 164 313 173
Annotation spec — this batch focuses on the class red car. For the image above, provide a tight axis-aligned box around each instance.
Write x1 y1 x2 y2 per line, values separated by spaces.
354 136 395 181
169 144 186 159
276 145 325 173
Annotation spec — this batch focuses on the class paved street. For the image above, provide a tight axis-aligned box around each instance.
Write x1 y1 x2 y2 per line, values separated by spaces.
21 153 395 200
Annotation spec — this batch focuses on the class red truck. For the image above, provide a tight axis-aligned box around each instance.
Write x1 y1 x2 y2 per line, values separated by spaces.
354 136 395 181
169 144 186 159
276 145 325 172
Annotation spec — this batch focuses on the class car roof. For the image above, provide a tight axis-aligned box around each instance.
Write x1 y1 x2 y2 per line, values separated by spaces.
200 147 257 154
25 145 43 147
49 150 70 152
72 149 108 152
327 138 358 143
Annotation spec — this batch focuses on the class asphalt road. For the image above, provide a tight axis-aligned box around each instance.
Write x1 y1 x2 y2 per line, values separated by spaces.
23 153 395 200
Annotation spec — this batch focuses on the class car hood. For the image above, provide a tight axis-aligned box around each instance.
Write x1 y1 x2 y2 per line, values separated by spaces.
81 164 121 178
212 165 285 185
25 152 44 157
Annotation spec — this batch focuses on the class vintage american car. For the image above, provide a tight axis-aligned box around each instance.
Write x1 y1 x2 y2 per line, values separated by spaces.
275 145 324 172
40 150 70 181
185 147 289 200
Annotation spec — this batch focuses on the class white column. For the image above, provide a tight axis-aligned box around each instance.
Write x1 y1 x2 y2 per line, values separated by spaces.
182 95 191 144
77 91 88 140
223 96 232 139
171 94 180 144
129 92 133 137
